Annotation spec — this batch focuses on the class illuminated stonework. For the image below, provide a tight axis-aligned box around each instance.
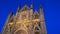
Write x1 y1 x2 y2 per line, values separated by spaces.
2 4 47 34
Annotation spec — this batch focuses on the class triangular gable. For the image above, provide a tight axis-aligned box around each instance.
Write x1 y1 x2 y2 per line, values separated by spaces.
20 4 30 11
34 10 39 15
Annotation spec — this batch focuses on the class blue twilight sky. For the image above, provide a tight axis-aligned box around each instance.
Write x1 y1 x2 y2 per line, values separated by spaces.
0 0 60 34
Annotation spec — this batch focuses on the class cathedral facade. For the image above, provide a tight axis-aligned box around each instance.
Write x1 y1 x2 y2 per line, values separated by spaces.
2 4 47 34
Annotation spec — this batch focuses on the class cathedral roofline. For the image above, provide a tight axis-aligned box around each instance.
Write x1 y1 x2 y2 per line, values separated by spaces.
16 4 43 14
16 3 34 11
19 4 30 11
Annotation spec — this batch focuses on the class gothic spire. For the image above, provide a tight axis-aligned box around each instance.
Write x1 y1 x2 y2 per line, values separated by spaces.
17 5 20 12
39 5 43 14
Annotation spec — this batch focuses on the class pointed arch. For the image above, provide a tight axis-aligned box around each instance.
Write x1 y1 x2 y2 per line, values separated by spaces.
34 25 40 31
35 31 40 34
14 23 28 34
34 10 39 19
14 28 28 34
33 23 42 34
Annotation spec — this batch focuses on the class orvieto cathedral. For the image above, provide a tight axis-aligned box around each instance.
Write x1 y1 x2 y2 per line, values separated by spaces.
2 3 47 34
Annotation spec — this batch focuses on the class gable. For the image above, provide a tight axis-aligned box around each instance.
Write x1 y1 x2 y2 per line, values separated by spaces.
20 4 30 11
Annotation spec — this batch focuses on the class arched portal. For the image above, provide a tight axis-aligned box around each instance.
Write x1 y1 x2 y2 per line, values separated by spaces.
14 29 28 34
35 32 40 34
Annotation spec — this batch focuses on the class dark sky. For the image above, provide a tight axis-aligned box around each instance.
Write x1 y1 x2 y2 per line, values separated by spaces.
0 0 60 34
